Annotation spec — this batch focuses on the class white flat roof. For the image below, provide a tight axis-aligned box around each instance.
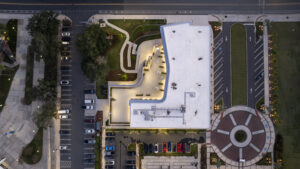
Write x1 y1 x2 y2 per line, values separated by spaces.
130 23 212 129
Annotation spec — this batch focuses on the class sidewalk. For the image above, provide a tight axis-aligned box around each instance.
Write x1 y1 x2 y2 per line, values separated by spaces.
0 13 46 169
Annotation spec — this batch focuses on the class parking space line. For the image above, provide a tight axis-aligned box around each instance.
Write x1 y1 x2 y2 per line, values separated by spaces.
61 98 72 101
254 44 263 53
254 56 264 66
254 63 264 73
254 50 264 60
254 78 263 86
214 70 223 80
255 88 264 98
214 32 222 41
214 63 224 75
214 83 223 94
214 57 223 67
214 51 223 61
214 77 223 87
214 90 224 100
255 81 264 91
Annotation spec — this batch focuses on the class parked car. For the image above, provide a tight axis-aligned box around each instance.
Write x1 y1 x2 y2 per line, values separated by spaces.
154 144 158 153
82 105 94 110
105 155 113 159
61 66 70 71
84 119 94 123
84 99 95 104
177 143 181 153
62 41 69 45
62 36 71 42
61 56 70 61
59 145 68 150
149 144 153 153
105 146 116 151
59 130 70 134
144 144 148 154
105 160 115 165
106 132 116 137
105 165 114 169
105 137 115 141
84 139 96 144
61 46 71 51
83 159 94 163
60 80 70 85
84 154 95 159
84 89 96 94
104 151 115 156
168 142 171 152
61 51 70 56
58 109 70 114
255 72 264 81
126 160 136 164
182 143 186 153
62 27 71 32
59 114 70 119
163 142 167 153
126 166 136 169
127 151 136 156
85 129 95 134
61 32 70 37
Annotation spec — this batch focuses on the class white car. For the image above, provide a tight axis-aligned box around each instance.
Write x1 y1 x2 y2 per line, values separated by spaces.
59 145 68 150
60 80 70 86
85 129 95 134
61 32 70 37
59 114 70 119
154 144 159 153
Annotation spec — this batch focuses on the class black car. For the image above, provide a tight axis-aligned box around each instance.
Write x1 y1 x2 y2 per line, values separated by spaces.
84 159 95 163
84 89 96 94
105 137 115 141
59 130 70 134
105 165 114 169
61 46 71 51
182 143 186 153
168 142 171 152
61 51 70 56
255 72 264 81
148 144 153 153
126 166 136 169
62 27 71 32
62 36 71 42
105 155 113 159
127 151 136 156
85 154 95 159
143 144 148 154
126 160 136 164
106 132 116 137
61 66 70 71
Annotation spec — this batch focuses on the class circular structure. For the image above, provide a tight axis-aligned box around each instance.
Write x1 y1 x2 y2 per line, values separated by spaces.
210 106 275 166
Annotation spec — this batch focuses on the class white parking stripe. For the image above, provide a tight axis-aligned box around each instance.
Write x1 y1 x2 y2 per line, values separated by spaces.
254 50 264 60
255 82 264 91
214 77 223 87
214 83 223 94
214 50 223 61
254 63 264 73
214 70 223 80
255 88 264 98
254 56 264 66
214 91 224 102
214 63 224 75
254 44 263 53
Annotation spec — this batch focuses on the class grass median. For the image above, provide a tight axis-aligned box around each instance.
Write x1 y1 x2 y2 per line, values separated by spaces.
231 23 247 105
20 128 43 164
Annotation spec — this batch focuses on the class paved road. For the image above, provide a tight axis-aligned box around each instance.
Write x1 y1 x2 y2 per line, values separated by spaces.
0 0 299 14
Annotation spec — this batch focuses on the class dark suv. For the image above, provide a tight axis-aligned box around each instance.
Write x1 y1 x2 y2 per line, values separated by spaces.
59 130 70 134
84 89 96 94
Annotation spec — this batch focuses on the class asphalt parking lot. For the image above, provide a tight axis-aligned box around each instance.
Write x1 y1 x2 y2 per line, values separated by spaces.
104 130 205 169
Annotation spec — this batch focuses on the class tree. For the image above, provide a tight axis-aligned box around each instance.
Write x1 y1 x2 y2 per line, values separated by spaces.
0 64 5 73
27 11 59 36
77 24 109 60
33 101 56 128
33 79 57 101
81 60 98 81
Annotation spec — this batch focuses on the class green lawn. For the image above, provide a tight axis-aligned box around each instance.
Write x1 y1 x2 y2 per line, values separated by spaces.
231 23 247 105
0 66 19 112
20 128 43 164
270 22 300 169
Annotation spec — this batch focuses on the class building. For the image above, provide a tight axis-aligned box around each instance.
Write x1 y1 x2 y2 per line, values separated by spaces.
109 22 213 129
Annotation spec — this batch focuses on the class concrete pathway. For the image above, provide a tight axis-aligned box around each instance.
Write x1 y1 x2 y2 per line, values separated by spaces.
263 22 270 110
0 13 47 169
103 19 137 74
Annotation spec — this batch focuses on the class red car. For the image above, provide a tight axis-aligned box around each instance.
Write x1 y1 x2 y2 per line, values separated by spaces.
177 143 181 153
163 142 167 153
